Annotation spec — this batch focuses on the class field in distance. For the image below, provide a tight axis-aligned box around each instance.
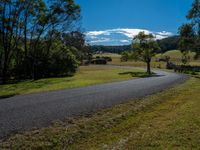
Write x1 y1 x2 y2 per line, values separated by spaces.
97 50 200 68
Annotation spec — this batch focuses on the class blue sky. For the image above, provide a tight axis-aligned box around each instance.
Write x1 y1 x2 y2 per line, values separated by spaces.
75 0 193 45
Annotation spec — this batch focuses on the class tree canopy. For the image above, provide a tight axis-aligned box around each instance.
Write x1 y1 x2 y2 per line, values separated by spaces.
132 32 160 75
179 0 200 60
0 0 88 83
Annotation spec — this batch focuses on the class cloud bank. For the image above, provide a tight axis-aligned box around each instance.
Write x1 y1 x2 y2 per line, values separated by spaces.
85 28 173 45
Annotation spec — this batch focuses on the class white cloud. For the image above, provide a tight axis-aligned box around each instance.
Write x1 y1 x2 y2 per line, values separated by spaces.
157 31 173 36
111 28 151 39
86 31 111 36
120 39 130 43
85 28 173 45
89 38 111 43
86 28 151 39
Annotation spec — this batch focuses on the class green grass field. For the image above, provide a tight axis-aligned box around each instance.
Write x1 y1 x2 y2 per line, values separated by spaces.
0 65 144 97
1 77 200 149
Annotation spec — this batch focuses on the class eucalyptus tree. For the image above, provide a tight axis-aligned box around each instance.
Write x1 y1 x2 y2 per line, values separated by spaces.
0 0 81 83
132 32 160 75
0 0 28 83
179 0 200 60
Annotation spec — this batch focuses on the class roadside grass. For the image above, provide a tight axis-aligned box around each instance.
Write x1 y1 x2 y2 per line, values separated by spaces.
0 65 143 97
1 77 200 149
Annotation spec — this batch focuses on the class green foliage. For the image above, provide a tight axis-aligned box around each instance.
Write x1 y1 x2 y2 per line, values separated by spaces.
62 31 90 61
187 0 200 35
49 42 79 77
179 0 200 60
0 0 86 83
120 51 129 62
178 24 194 64
132 32 160 74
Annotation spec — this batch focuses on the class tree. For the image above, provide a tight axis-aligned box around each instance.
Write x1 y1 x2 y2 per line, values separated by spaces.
179 0 200 59
132 32 160 75
178 24 194 64
187 0 200 36
0 0 83 83
120 51 129 62
62 31 89 61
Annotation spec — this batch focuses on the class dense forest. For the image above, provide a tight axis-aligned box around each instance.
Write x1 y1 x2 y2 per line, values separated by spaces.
0 0 89 83
90 36 179 54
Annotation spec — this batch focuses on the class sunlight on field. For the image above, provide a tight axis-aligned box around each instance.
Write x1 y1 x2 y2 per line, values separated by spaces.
1 77 200 149
100 50 200 68
0 66 143 97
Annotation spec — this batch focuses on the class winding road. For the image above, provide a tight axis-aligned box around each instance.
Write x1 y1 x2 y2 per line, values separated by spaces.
0 66 188 138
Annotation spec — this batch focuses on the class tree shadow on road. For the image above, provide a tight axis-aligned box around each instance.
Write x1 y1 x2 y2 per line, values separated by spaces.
0 94 16 100
119 71 160 78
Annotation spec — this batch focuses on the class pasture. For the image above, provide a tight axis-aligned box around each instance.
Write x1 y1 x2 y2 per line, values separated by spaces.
100 50 200 68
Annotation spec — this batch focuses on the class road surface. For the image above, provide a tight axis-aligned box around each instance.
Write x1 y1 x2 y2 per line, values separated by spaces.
0 66 188 138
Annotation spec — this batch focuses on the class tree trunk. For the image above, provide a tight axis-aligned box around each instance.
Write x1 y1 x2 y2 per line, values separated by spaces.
2 60 8 84
147 61 151 75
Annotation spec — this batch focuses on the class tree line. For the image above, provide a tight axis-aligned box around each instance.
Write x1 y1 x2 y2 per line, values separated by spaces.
0 0 89 84
90 36 179 54
90 45 132 54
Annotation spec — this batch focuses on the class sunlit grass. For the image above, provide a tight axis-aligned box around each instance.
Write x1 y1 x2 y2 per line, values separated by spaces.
106 50 200 68
1 77 200 149
0 65 143 97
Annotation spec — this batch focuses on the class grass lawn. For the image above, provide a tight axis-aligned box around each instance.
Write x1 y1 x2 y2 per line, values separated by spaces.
0 65 145 97
1 76 200 149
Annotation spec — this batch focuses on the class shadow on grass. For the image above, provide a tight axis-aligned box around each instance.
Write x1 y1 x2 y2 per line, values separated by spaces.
119 71 157 78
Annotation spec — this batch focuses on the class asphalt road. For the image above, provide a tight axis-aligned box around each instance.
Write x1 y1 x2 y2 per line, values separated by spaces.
0 66 188 138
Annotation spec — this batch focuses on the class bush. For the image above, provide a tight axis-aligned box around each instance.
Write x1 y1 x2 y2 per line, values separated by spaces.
11 42 79 80
49 46 79 77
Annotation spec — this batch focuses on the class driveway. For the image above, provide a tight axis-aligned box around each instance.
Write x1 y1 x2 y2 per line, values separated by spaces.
0 66 188 138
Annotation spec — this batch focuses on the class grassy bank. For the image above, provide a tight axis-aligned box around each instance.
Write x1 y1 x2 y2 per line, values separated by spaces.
1 77 200 149
0 65 144 97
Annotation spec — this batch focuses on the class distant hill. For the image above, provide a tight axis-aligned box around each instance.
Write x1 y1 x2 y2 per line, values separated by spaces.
90 45 132 54
89 36 180 54
157 36 180 53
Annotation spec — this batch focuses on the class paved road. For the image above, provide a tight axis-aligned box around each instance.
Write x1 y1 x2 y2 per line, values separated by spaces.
0 66 188 138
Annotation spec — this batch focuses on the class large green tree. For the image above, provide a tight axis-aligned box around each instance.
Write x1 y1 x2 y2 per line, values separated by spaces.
132 32 160 75
179 0 200 60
